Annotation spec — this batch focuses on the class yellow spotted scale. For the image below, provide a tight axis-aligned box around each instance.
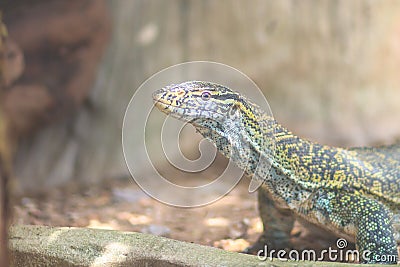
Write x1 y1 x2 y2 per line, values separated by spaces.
153 81 399 264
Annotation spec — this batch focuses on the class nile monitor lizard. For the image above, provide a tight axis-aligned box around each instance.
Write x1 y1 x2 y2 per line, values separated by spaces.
152 81 400 264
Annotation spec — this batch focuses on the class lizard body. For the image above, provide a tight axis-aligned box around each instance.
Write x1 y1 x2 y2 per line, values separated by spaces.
152 81 399 264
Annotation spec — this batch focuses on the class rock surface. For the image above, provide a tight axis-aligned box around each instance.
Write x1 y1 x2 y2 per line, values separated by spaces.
9 225 361 267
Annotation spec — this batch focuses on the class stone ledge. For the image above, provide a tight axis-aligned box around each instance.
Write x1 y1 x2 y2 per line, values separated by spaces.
9 225 364 266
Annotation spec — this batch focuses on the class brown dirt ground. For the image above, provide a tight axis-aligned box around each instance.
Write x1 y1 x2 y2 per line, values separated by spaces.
12 175 261 252
11 174 400 263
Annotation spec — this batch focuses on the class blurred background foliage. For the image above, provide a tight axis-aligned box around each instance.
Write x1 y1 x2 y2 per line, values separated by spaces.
1 0 400 194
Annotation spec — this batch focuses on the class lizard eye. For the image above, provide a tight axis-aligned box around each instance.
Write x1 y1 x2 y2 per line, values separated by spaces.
201 91 211 101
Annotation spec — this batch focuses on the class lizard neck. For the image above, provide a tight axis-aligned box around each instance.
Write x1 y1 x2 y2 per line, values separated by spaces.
192 114 341 188
192 115 297 178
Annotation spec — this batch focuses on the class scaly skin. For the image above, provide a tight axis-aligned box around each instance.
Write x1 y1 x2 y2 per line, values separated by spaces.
152 81 399 264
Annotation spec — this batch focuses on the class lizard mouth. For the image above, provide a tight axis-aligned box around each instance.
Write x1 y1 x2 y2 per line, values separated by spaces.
152 89 174 114
152 91 184 114
153 100 211 124
153 99 171 109
152 97 186 120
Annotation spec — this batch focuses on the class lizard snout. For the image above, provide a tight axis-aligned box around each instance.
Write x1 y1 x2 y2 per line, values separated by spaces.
152 88 166 101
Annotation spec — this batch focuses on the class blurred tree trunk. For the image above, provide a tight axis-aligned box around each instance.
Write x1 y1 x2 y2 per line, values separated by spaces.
8 0 400 193
2 0 111 193
0 12 10 267
0 118 10 267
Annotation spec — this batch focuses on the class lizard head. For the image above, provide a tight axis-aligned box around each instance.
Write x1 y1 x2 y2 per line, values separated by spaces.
152 81 249 124
153 81 276 177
